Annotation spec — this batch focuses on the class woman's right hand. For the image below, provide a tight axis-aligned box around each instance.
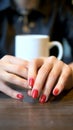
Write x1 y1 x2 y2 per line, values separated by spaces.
0 55 29 99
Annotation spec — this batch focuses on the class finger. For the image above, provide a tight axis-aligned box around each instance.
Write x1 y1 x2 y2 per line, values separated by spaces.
39 61 63 103
53 65 72 96
0 71 28 88
28 58 44 88
31 59 54 99
0 82 24 99
2 63 28 79
2 55 28 67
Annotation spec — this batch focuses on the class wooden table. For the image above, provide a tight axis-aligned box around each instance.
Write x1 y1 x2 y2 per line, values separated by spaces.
0 88 73 130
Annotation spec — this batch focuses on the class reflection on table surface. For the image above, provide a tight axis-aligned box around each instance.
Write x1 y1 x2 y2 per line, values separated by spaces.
0 88 73 130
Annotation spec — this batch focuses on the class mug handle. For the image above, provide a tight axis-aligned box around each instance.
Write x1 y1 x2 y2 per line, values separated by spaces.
49 41 63 60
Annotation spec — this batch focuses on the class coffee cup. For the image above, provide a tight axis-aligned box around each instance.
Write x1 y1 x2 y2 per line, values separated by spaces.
15 35 63 60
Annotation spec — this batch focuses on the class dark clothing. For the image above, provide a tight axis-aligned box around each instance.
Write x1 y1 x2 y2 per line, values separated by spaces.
0 0 73 63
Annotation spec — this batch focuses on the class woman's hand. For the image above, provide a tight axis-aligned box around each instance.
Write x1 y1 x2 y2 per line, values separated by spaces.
28 56 73 103
0 55 29 99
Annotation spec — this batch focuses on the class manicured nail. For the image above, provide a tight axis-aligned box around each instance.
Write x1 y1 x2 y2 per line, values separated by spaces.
53 88 59 96
39 94 46 104
29 78 34 88
17 94 24 99
32 89 38 99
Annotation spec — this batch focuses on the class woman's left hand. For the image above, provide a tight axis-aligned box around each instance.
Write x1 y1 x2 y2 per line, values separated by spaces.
28 56 73 103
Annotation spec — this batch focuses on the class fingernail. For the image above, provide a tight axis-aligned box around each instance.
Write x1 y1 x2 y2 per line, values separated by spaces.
53 88 59 96
29 78 34 88
17 94 24 99
39 94 46 103
32 89 38 99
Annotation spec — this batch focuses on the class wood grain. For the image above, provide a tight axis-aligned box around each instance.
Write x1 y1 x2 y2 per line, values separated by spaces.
0 88 73 130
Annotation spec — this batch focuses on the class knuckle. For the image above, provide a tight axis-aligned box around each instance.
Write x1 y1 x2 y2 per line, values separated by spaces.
2 55 10 60
31 59 38 64
49 56 56 62
21 60 28 67
1 55 14 63
15 66 22 73
38 65 49 76
57 60 64 67
38 67 44 74
29 59 38 67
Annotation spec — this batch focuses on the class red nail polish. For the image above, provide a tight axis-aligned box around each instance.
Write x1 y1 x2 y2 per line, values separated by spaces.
17 94 24 99
39 95 46 103
29 78 34 88
53 88 59 96
32 89 38 99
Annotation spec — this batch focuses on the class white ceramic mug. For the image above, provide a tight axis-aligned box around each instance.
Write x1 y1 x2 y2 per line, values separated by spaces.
15 35 63 60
